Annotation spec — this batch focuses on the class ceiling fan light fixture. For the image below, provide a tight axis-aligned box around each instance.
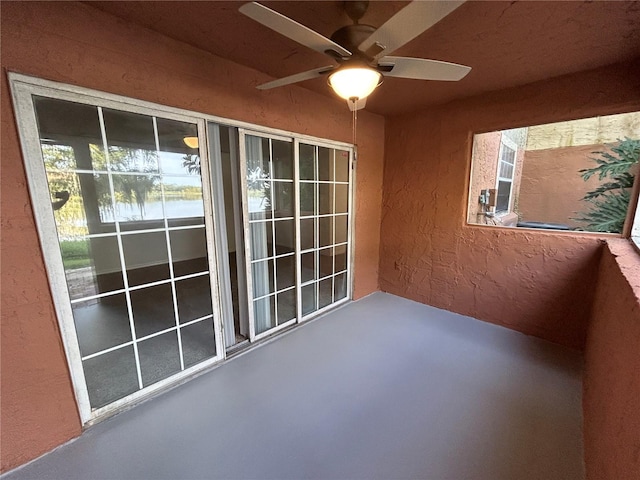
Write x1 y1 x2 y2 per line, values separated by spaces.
328 66 382 101
183 136 199 149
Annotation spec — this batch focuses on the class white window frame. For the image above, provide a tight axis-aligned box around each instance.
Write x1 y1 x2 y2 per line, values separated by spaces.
494 135 518 214
631 191 640 248
9 72 356 425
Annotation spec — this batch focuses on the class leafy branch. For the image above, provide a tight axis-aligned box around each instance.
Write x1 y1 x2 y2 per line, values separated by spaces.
574 138 639 233
182 154 201 175
573 189 631 233
581 172 634 200
578 138 639 181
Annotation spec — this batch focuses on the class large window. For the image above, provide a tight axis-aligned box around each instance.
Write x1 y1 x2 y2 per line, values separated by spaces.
468 112 640 233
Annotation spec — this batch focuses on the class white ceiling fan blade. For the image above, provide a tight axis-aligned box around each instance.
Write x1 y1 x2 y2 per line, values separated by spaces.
257 66 336 90
359 0 465 59
240 2 351 58
348 97 366 111
380 56 471 81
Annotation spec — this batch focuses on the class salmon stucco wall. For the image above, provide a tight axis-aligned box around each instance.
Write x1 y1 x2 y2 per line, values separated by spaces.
0 2 384 472
467 132 501 223
380 59 640 349
518 143 619 228
583 239 640 479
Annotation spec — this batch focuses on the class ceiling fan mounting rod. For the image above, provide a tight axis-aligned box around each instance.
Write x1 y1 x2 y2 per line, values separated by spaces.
344 0 369 25
330 24 380 63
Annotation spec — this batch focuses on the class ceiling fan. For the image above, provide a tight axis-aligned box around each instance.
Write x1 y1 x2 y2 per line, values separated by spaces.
239 0 471 111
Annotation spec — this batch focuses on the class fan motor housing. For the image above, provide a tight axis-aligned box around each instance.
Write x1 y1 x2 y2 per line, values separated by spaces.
330 24 377 60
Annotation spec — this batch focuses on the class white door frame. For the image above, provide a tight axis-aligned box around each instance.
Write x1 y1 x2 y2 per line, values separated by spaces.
9 74 226 425
238 129 299 342
238 130 355 342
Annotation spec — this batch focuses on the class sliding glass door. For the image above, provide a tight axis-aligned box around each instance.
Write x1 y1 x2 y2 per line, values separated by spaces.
298 142 351 317
240 131 353 341
12 74 353 422
241 133 298 340
14 84 224 420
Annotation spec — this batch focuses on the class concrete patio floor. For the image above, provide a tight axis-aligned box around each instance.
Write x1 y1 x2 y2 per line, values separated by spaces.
2 292 584 480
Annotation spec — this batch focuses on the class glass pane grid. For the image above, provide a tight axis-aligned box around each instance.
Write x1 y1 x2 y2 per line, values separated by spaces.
270 179 279 325
81 313 215 359
81 340 134 361
299 213 346 219
297 144 350 320
161 210 185 371
300 241 348 254
35 97 218 409
299 180 349 185
246 135 298 335
250 251 295 264
252 284 296 302
52 166 204 180
300 270 347 287
248 216 294 224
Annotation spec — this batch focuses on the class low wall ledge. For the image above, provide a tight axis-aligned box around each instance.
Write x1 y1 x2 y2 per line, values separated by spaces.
605 238 640 302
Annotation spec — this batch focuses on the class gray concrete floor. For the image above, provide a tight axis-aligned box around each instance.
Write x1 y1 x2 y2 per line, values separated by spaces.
3 293 584 480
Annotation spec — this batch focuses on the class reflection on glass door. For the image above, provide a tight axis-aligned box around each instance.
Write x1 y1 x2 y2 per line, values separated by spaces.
32 96 221 410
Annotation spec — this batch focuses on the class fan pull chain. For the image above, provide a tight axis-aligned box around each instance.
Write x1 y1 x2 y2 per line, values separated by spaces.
352 102 357 147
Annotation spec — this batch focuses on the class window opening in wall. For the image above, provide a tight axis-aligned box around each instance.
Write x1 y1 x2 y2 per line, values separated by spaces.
468 111 640 233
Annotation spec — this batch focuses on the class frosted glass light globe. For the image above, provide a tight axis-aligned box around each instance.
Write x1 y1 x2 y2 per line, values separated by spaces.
328 67 382 100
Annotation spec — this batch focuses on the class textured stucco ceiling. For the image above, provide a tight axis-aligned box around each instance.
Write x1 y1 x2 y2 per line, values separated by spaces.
86 1 640 116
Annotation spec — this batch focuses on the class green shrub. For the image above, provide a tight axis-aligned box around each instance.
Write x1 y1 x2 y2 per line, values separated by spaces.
574 138 640 233
60 240 91 270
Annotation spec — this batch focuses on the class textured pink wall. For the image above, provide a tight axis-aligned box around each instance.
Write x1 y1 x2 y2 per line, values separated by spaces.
467 131 501 223
380 59 640 349
1 2 384 471
583 239 640 479
519 144 611 227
